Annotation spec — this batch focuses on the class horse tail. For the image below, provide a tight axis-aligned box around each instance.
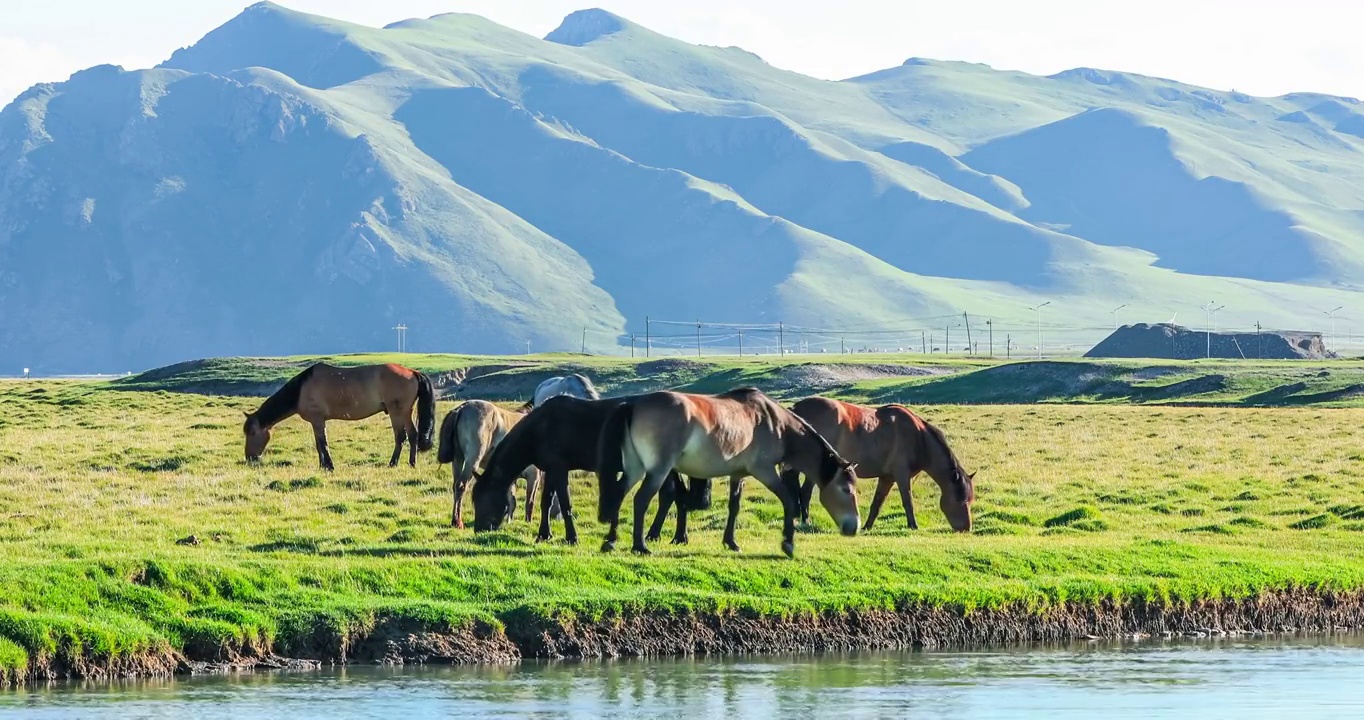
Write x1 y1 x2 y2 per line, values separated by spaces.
596 401 634 523
437 405 464 465
415 371 436 452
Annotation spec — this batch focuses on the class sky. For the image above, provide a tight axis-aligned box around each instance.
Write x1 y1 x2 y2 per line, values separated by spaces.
3 0 1363 106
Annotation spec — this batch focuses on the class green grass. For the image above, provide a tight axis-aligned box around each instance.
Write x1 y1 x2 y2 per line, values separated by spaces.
4 378 1364 671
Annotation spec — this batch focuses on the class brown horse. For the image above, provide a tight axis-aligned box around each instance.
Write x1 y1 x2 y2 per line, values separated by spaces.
597 388 860 557
437 400 543 529
787 397 974 532
243 363 435 470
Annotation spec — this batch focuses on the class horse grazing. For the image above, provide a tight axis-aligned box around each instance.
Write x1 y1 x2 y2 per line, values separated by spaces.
243 363 435 470
519 373 600 411
787 397 974 532
470 395 698 544
437 400 543 529
597 388 860 558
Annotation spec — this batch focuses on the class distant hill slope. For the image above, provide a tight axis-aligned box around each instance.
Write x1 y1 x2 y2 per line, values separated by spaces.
3 2 1364 371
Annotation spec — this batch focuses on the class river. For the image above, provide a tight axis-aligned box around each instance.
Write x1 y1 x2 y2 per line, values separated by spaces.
3 635 1363 718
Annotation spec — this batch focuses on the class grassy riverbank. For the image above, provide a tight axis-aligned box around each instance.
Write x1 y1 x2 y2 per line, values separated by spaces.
4 375 1364 679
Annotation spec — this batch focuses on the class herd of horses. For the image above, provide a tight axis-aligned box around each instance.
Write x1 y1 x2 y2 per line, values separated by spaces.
241 363 976 557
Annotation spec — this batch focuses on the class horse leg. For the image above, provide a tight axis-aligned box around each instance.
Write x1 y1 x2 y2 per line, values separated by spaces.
723 475 745 552
647 475 677 542
672 474 691 545
631 471 670 555
451 459 475 529
406 415 418 468
557 471 578 546
311 420 334 472
523 468 541 523
798 474 817 525
897 472 919 530
536 469 558 542
752 465 799 558
388 415 405 468
863 477 895 531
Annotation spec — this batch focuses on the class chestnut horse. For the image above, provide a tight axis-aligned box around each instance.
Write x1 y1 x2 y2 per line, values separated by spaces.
786 397 974 532
243 363 435 470
437 400 543 529
597 388 860 557
470 395 701 544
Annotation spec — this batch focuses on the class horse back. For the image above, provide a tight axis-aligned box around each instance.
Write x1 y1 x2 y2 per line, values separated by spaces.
628 390 775 477
525 395 627 471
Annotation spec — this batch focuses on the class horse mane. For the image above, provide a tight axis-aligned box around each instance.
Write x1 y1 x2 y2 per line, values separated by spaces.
917 415 971 503
785 406 845 480
252 364 316 428
480 416 537 493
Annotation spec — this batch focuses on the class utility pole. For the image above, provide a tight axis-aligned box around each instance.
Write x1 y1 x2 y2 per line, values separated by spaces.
1029 302 1050 359
738 329 744 357
930 333 935 353
581 327 587 355
631 334 637 358
987 320 994 358
645 316 651 358
945 325 951 355
1006 334 1012 359
1110 304 1127 330
696 319 702 357
392 324 408 353
779 322 785 357
525 340 531 355
1255 321 1262 359
1200 301 1224 358
964 312 973 356
921 331 926 354
840 334 845 355
1324 306 1344 354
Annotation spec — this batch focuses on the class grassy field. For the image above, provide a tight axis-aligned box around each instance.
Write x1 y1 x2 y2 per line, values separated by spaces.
4 375 1364 675
115 352 1364 408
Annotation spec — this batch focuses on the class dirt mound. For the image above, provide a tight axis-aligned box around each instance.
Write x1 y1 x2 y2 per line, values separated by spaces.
1087 323 1331 360
773 363 953 393
635 359 708 375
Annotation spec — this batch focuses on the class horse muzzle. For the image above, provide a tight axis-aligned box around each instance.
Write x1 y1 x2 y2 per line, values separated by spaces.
840 518 859 537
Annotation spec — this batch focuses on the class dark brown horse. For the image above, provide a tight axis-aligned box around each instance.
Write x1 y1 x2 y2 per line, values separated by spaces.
787 397 974 532
597 388 860 557
437 400 542 529
470 395 702 544
243 363 435 470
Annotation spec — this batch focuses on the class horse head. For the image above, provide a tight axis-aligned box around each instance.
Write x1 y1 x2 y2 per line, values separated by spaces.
938 466 975 532
242 412 270 463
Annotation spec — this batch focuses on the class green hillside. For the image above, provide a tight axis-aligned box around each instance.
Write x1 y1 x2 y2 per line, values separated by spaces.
3 3 1363 372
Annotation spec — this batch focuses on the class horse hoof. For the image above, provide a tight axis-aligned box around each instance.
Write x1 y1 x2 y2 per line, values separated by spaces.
861 522 875 532
646 532 662 542
781 541 795 559
565 536 579 546
600 540 616 553
670 535 688 546
724 541 741 553
632 545 652 556
908 523 919 531
535 533 552 543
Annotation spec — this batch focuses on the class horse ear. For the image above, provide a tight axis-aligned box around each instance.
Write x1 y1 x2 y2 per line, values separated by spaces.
242 411 250 418
968 471 976 480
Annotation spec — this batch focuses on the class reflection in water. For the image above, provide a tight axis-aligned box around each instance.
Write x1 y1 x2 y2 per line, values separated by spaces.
4 635 1364 719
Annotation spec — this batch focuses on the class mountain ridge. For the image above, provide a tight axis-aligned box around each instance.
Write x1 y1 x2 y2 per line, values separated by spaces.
3 4 1363 372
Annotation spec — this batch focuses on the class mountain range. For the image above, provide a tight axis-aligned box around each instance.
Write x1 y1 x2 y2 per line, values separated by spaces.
3 2 1364 371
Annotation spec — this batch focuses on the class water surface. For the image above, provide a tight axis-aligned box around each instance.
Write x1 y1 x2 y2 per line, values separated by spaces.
4 635 1363 718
